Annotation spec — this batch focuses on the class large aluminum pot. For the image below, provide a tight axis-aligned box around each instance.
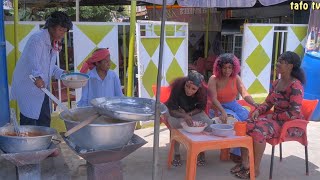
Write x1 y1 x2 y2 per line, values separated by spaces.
0 125 57 153
60 107 136 150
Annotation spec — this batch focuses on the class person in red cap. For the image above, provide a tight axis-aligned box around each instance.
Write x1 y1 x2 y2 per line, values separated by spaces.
78 48 123 107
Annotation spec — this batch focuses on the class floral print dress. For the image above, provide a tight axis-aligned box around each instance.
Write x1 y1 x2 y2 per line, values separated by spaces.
247 79 304 143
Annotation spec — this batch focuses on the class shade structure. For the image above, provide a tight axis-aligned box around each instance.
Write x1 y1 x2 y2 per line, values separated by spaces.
136 0 289 7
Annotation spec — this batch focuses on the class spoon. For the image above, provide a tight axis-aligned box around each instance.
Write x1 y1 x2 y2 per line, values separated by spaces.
10 108 22 136
29 75 101 136
29 75 77 120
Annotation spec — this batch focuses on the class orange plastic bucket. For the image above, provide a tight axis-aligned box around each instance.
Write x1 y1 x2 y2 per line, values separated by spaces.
234 122 247 136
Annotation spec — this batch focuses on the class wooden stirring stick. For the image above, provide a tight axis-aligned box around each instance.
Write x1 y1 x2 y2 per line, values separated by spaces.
64 113 100 137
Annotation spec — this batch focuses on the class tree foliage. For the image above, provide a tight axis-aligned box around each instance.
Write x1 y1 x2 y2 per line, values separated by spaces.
7 5 129 22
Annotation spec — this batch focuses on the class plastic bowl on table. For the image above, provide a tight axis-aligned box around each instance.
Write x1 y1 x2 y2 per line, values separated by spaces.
60 72 89 89
212 116 238 125
210 124 234 137
181 121 207 133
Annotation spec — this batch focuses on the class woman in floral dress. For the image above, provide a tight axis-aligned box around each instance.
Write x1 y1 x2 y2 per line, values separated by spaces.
231 51 306 179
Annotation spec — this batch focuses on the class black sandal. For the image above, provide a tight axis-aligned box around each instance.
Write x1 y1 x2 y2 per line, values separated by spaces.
197 152 206 166
234 168 250 179
230 163 244 174
171 154 182 167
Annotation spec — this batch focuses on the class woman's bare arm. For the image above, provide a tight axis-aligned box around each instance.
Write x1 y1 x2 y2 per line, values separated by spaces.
236 75 258 108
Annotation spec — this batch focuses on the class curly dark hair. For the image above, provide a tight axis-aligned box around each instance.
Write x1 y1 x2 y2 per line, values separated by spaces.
44 11 73 30
278 51 305 84
166 77 207 109
213 53 241 78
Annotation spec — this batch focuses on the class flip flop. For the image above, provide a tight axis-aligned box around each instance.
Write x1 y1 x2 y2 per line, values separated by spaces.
197 152 206 166
234 168 250 179
230 163 244 174
171 154 182 167
197 159 205 166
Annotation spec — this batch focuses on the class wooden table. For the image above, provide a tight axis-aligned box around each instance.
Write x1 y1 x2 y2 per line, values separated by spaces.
167 129 255 180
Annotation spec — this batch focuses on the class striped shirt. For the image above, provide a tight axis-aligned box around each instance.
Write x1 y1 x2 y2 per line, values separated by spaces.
78 68 124 107
10 29 64 119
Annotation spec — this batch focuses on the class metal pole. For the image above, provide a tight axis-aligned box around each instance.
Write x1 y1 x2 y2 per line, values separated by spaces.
64 33 71 108
123 26 127 96
0 0 10 126
153 4 156 19
13 0 19 114
14 0 18 64
56 51 62 105
127 0 136 97
76 0 80 22
153 0 167 179
273 32 279 81
204 8 210 58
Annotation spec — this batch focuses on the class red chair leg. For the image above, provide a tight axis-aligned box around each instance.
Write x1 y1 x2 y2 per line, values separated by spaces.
279 143 282 162
269 146 275 180
305 145 309 176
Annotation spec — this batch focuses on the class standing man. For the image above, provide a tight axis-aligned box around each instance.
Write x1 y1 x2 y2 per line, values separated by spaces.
11 11 73 127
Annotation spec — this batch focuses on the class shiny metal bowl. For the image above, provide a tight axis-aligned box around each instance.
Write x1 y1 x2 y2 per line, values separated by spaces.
0 125 57 153
91 97 168 121
60 107 136 150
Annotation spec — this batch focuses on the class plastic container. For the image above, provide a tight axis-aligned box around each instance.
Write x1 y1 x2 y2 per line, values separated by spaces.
210 124 234 137
234 122 247 136
181 121 207 134
301 52 320 121
212 117 238 125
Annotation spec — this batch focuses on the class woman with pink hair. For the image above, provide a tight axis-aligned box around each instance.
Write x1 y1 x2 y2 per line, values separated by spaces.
208 53 258 161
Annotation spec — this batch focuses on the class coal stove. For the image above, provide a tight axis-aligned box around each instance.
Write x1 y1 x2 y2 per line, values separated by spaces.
0 144 57 180
62 134 147 180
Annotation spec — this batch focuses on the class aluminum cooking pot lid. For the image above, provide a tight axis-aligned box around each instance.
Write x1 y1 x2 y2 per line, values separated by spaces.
91 97 168 121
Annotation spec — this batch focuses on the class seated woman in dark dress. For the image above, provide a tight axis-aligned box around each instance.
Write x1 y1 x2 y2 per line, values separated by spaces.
166 70 213 166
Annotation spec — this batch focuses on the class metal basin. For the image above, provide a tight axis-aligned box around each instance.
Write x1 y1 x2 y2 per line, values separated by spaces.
0 125 57 153
91 97 168 121
60 107 136 150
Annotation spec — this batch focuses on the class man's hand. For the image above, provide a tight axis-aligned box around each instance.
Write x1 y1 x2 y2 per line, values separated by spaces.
63 70 70 74
34 77 45 88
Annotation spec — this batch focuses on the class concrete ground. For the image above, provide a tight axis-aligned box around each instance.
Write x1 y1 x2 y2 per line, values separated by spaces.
1 122 320 180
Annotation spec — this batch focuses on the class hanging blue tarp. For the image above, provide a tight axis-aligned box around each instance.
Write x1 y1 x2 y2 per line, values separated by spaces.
0 0 10 126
